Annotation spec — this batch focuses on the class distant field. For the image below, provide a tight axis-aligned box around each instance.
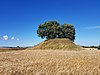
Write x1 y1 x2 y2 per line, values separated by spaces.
0 48 26 52
0 49 100 75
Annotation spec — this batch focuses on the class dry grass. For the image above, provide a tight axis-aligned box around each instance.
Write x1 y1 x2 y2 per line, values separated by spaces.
0 49 100 75
0 48 26 52
31 38 83 51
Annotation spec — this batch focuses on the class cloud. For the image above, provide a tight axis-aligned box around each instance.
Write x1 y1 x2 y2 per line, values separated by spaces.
11 37 15 40
2 35 19 41
84 26 100 29
3 35 8 40
17 38 19 41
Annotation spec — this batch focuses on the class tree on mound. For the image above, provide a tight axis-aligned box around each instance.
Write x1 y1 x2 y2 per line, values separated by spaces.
37 21 60 39
37 21 75 42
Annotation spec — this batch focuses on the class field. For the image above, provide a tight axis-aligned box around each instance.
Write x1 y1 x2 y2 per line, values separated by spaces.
0 48 26 52
0 49 100 75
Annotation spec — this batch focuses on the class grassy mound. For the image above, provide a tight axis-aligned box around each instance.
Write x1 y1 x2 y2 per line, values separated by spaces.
30 38 83 51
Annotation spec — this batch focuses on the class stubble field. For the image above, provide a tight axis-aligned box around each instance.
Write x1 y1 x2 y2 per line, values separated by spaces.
0 49 100 75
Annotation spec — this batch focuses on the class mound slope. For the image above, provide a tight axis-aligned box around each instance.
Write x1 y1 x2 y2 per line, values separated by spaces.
30 38 83 51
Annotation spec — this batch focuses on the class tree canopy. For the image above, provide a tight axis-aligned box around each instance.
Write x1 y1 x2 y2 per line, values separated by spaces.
37 21 75 42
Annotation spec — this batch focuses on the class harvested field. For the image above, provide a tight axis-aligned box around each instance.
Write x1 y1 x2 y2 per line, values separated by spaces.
0 49 100 75
0 48 26 52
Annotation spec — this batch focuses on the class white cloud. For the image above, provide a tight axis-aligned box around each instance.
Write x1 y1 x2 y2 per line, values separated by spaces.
84 26 100 29
2 35 19 41
3 35 8 40
17 38 19 41
11 37 15 40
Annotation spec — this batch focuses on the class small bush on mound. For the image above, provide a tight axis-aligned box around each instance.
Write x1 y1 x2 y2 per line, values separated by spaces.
98 45 100 50
31 38 83 51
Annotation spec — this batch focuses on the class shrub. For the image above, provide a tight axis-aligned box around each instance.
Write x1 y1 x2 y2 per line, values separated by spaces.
98 45 100 50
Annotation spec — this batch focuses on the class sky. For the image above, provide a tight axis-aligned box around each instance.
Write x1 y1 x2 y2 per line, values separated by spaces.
0 0 100 47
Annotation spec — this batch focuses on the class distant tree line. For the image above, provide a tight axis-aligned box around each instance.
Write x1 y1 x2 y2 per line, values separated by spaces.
37 21 75 42
82 45 100 50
